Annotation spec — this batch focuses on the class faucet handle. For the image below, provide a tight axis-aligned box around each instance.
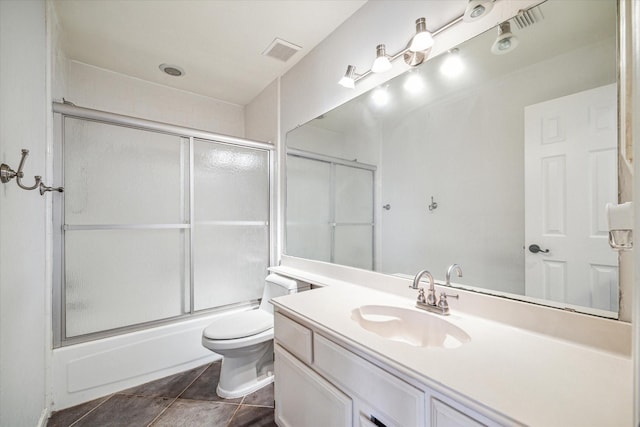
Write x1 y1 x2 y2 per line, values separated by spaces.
417 288 426 304
437 292 459 310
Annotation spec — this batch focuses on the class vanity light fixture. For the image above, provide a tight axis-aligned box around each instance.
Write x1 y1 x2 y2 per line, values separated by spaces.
338 65 358 88
463 0 494 22
372 45 393 73
408 18 434 52
339 3 493 89
491 21 519 55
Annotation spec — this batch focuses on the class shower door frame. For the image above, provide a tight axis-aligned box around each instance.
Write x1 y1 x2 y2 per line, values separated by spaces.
52 102 276 347
285 148 377 270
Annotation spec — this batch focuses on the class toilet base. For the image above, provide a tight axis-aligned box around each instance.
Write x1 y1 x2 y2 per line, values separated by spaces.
216 372 274 399
214 339 274 399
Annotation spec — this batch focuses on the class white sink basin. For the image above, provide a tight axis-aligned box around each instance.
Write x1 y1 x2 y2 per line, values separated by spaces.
351 305 471 349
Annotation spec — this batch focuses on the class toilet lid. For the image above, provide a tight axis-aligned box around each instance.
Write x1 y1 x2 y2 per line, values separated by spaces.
203 309 273 340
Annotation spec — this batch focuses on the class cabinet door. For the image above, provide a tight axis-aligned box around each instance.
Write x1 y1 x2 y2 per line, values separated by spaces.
313 334 425 427
274 344 352 427
431 398 486 427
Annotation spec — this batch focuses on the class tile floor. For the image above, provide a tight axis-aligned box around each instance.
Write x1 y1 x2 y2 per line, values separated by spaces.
47 361 276 427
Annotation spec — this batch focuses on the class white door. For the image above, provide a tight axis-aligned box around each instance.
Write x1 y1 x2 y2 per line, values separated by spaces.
524 84 618 313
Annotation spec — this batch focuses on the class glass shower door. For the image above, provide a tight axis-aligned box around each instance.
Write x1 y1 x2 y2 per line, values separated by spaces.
63 118 189 337
193 139 270 311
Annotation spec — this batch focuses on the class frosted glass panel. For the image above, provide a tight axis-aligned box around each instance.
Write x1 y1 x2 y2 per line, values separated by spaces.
286 224 332 262
64 118 187 225
194 225 268 311
194 139 269 221
335 165 373 223
65 229 187 337
334 225 373 270
286 156 331 223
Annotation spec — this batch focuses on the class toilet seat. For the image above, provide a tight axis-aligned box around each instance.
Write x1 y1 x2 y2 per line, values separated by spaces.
203 309 273 340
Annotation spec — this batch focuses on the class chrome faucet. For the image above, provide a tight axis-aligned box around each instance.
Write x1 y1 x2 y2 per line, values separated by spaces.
412 270 436 306
413 268 460 316
446 263 463 286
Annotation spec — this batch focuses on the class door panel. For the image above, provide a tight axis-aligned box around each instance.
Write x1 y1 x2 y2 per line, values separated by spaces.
524 84 618 313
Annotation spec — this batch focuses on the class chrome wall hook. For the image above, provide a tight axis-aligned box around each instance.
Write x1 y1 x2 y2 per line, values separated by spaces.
428 196 438 211
1 149 64 195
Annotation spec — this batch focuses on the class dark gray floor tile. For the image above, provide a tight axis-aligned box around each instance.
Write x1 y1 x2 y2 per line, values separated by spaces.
150 399 239 427
180 361 242 403
121 363 210 398
228 405 276 427
242 383 274 408
72 394 171 427
46 395 110 427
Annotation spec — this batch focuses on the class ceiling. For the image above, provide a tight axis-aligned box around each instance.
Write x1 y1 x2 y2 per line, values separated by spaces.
53 0 367 106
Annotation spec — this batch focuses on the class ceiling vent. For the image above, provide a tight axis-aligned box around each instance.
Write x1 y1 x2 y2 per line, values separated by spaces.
513 5 544 29
262 38 301 62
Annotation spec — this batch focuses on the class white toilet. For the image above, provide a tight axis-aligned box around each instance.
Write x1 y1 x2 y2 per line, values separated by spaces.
201 273 309 399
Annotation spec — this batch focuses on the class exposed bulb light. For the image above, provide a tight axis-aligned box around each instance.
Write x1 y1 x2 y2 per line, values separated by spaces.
371 44 392 73
440 48 463 78
338 65 357 89
371 87 389 107
408 18 434 52
463 0 494 22
491 22 519 55
403 73 425 94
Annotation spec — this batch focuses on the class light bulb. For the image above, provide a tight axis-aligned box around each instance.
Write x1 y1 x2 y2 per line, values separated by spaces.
338 65 356 88
372 44 392 73
491 22 519 55
463 0 494 22
409 18 434 52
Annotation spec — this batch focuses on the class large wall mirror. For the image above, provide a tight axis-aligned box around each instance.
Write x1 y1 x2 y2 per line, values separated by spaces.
285 0 621 318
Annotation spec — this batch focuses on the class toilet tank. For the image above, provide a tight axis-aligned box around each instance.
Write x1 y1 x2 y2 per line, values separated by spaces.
259 274 310 314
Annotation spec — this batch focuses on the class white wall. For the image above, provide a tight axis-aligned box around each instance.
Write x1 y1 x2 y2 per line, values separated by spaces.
0 1 50 425
64 60 245 137
245 79 278 144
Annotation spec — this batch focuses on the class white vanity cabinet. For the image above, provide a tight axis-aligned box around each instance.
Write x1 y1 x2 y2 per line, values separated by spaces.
274 310 500 427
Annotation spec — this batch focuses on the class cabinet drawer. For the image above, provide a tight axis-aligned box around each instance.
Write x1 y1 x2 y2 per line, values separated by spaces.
274 312 313 364
275 344 352 427
313 333 425 427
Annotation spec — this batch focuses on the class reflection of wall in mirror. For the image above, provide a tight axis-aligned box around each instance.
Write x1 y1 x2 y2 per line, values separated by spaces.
380 36 615 296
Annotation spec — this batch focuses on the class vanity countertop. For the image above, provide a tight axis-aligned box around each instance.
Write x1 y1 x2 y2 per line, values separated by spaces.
271 283 632 427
